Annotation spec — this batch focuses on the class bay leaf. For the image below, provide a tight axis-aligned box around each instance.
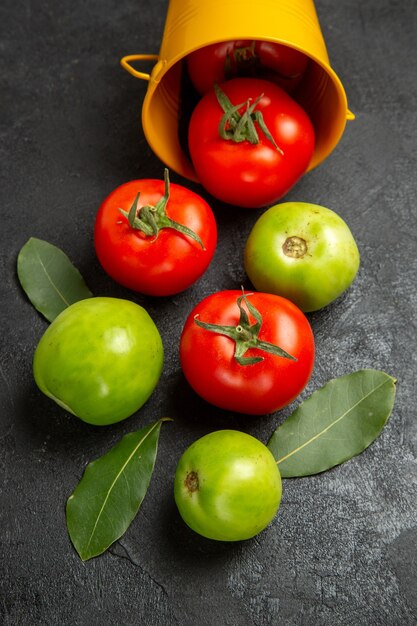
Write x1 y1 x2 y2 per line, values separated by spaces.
66 418 170 561
268 370 396 478
17 237 92 322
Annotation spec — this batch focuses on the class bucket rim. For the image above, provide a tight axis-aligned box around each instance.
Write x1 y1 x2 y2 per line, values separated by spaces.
141 38 351 180
151 37 349 113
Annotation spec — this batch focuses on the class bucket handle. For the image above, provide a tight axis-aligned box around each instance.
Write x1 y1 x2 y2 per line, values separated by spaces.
120 54 159 81
346 109 355 121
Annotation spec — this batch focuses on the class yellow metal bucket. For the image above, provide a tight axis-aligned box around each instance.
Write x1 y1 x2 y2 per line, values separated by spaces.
121 0 354 182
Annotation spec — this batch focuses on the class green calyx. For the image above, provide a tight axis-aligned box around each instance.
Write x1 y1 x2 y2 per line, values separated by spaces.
214 83 284 154
224 41 257 79
118 169 204 248
194 289 296 366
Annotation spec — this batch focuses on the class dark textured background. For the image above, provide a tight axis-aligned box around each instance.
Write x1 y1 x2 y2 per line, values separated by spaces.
1 0 416 624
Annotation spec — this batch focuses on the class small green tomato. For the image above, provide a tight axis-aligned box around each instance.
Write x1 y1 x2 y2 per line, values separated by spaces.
244 202 360 312
33 297 163 426
174 430 282 541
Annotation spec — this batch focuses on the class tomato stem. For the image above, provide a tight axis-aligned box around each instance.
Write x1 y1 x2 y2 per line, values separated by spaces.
224 41 303 82
224 41 258 80
233 40 257 65
118 169 205 248
214 84 284 154
194 288 296 366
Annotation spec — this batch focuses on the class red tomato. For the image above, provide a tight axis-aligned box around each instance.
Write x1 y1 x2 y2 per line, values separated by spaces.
188 78 315 208
179 290 315 415
94 171 217 296
187 40 308 95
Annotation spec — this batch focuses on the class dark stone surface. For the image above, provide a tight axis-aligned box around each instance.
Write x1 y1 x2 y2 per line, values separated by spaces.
1 0 416 624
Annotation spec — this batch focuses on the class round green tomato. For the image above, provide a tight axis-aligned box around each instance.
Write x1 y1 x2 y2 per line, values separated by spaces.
33 297 163 426
174 430 282 541
244 202 360 312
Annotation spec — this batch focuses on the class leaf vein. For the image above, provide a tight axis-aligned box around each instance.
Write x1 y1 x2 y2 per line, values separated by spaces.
35 251 71 307
84 423 159 553
276 379 388 465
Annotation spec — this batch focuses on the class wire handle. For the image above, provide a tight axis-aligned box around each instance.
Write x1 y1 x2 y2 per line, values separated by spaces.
120 54 159 81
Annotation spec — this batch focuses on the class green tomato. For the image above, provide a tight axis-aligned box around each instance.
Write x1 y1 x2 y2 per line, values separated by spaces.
174 430 282 541
33 297 163 426
244 202 360 312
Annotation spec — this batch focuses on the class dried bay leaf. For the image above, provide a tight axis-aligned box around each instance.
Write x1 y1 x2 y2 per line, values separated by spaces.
66 418 171 561
268 370 396 477
17 237 92 322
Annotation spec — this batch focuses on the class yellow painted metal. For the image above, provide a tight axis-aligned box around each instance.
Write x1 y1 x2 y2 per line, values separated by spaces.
121 0 354 181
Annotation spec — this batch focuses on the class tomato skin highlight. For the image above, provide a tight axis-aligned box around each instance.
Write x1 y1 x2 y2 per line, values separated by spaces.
188 78 315 208
179 290 315 415
94 178 217 296
174 430 282 541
